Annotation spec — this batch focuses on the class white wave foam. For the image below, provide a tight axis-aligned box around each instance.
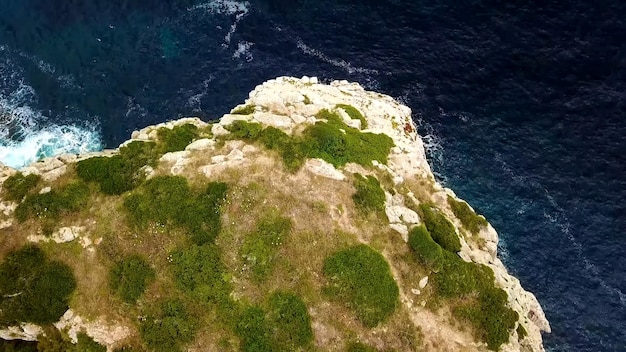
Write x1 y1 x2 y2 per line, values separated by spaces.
1 48 101 169
188 0 250 46
295 39 379 75
0 124 102 169
233 41 254 61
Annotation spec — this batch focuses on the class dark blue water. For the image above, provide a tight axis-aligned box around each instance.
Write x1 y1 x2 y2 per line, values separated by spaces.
1 1 625 351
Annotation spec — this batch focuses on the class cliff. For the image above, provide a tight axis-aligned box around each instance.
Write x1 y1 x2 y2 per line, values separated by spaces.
0 77 549 352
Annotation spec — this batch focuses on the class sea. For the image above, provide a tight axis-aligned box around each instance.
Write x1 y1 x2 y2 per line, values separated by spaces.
0 1 624 351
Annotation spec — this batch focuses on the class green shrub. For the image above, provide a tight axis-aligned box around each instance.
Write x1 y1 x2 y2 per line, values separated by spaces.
323 244 399 327
34 326 70 352
447 195 488 235
0 339 38 352
124 177 227 245
140 299 198 352
352 174 386 215
225 120 263 139
310 110 391 166
170 244 231 305
346 342 378 352
231 105 256 115
235 292 312 352
119 140 159 168
0 245 76 325
428 250 518 351
69 333 106 352
419 204 461 252
408 225 443 271
109 255 155 304
236 306 273 352
157 124 199 153
14 182 90 222
76 141 157 195
2 173 40 202
517 324 527 340
221 110 393 171
241 215 292 281
267 292 313 350
336 104 368 129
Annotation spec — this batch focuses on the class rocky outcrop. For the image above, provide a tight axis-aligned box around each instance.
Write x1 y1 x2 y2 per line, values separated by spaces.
0 76 549 351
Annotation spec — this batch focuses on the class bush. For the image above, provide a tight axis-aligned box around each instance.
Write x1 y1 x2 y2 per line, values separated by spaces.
124 176 227 245
109 255 155 304
447 195 488 235
76 141 157 195
336 104 368 129
0 245 76 325
157 124 199 153
408 225 443 271
69 333 106 352
2 173 40 202
241 215 292 281
0 339 38 352
225 120 263 139
221 110 393 171
34 326 70 352
231 105 256 115
419 204 461 253
323 244 399 327
267 292 313 350
428 250 518 351
14 182 90 222
352 174 386 215
170 244 231 305
305 109 393 167
236 292 312 352
140 299 198 352
236 306 273 352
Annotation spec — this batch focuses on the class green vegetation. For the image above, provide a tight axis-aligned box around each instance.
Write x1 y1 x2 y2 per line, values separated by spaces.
241 214 292 281
336 104 368 129
267 292 313 350
352 173 386 215
232 104 256 115
109 255 155 304
124 176 227 245
0 245 76 325
323 244 399 327
69 333 106 352
408 225 443 271
0 339 37 352
236 306 273 352
517 324 528 340
140 299 198 352
170 244 232 305
419 204 461 253
305 109 393 167
407 227 517 350
2 172 40 202
346 342 378 352
77 124 201 195
156 124 199 153
447 195 488 235
223 110 393 171
303 95 312 105
235 292 312 352
34 326 70 352
14 182 90 223
76 141 158 195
